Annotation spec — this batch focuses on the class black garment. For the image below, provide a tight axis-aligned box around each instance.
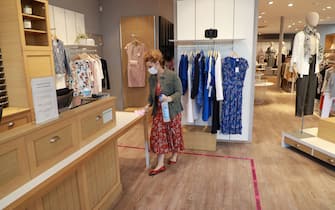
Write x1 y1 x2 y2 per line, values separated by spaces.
315 66 327 99
101 58 111 89
211 89 220 134
295 55 317 116
191 53 201 99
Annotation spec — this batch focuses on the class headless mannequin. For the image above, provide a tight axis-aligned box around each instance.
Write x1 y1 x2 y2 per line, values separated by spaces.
291 12 320 117
305 12 319 56
266 42 276 67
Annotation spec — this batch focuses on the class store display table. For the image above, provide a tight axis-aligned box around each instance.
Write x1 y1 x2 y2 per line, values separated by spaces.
282 128 335 167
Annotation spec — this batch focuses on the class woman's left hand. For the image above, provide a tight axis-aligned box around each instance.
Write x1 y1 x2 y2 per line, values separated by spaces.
160 94 172 102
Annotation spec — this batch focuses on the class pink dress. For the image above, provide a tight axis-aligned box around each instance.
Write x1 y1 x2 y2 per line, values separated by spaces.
125 42 146 87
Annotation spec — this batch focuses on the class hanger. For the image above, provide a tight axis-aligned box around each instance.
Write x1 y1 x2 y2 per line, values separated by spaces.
230 50 239 58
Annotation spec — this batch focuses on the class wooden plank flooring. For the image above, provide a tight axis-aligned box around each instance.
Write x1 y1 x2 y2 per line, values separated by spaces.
114 86 335 210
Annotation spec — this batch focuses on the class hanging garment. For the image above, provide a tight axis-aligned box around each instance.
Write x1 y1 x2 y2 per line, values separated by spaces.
179 54 188 95
125 42 146 87
181 55 194 123
215 52 223 101
202 55 211 121
100 58 111 89
69 60 94 97
52 39 71 75
295 55 317 116
221 56 249 135
211 88 220 134
196 51 205 109
191 53 201 99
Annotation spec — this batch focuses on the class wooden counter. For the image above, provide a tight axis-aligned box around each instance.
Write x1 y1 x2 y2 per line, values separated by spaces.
0 97 148 210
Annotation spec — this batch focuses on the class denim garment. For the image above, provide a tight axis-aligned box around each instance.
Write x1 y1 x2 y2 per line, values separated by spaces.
178 54 188 95
202 56 211 121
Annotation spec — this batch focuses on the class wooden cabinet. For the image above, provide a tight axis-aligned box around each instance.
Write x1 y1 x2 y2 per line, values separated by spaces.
79 140 121 209
78 101 116 145
0 98 124 210
0 137 30 198
176 0 253 40
41 172 82 210
25 119 78 176
0 108 31 132
0 0 54 126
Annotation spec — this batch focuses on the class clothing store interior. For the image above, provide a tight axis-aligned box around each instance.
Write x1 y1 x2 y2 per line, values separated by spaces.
0 0 335 209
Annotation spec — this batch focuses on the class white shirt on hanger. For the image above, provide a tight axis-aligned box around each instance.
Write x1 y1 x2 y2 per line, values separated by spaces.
215 52 223 101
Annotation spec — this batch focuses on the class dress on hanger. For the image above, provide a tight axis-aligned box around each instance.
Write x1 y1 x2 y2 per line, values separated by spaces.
221 56 249 134
125 41 146 87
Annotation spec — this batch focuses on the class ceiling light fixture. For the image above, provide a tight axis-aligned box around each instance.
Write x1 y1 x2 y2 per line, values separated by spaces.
322 8 326 11
258 15 262 19
261 12 266 15
268 1 274 5
288 25 292 28
326 6 332 9
292 22 295 26
288 3 293 7
298 20 302 24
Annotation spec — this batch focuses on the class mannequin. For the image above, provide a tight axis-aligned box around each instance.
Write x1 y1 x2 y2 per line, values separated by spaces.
265 42 276 67
291 12 321 117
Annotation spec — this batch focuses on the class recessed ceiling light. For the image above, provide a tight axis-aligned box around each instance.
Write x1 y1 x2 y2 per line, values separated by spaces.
268 1 274 5
292 22 295 26
322 8 326 11
288 3 294 7
298 20 302 24
258 15 262 19
326 6 332 9
261 12 266 15
295 28 299 31
288 25 292 28
327 16 331 19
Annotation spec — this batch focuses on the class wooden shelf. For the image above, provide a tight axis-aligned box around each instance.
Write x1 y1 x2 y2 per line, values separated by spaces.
22 13 45 20
24 29 47 34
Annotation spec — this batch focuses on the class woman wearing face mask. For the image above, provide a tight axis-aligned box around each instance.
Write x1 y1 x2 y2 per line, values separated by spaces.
144 49 184 176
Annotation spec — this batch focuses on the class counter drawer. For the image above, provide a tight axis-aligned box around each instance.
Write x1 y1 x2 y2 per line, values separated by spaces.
0 137 30 199
284 137 312 154
25 121 78 176
79 104 116 144
313 150 335 167
0 112 30 132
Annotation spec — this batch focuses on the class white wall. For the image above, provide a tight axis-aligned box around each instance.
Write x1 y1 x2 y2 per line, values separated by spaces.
176 0 258 142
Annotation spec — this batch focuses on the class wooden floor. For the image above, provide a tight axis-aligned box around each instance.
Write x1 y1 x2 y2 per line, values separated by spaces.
113 86 335 210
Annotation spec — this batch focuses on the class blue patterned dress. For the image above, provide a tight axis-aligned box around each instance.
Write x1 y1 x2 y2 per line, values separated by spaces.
221 57 249 134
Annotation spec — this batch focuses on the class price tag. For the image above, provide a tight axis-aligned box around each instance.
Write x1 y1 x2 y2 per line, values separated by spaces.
235 67 239 73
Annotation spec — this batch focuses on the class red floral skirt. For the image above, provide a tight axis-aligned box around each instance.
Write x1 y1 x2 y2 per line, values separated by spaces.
150 103 184 154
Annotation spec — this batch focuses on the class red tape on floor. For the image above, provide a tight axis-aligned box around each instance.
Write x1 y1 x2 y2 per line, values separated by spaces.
118 144 262 210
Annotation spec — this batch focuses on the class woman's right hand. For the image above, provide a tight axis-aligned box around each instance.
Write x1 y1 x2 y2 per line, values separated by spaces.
144 104 150 113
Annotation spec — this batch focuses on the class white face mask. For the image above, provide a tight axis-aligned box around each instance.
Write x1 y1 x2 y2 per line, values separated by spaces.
148 66 158 75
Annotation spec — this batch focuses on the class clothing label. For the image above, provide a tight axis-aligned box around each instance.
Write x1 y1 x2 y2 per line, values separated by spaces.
235 67 239 73
102 108 113 124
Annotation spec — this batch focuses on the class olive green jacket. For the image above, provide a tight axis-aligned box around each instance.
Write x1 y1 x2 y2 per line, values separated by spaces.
148 68 183 119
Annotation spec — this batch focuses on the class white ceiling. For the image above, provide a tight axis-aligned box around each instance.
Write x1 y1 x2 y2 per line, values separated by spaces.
258 0 335 34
